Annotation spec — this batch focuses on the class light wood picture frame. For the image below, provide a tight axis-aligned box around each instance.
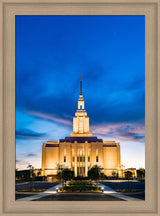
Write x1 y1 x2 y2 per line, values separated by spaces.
0 0 159 215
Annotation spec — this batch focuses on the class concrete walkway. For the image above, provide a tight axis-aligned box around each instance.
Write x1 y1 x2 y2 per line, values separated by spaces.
16 182 29 185
98 183 142 201
17 183 61 201
17 182 142 201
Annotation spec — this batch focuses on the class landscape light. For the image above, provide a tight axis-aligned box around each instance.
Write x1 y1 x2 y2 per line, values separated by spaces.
56 187 59 192
101 186 104 192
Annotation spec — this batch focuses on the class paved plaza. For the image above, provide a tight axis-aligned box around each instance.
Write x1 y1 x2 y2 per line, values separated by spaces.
16 181 144 201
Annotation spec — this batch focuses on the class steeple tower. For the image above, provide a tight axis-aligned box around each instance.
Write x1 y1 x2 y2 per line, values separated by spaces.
70 76 92 137
78 75 85 110
80 75 82 95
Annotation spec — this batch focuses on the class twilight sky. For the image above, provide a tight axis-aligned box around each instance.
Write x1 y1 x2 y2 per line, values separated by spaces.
16 15 145 170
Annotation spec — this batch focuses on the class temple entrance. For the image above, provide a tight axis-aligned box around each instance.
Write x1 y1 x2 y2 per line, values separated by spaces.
77 167 85 177
77 149 85 177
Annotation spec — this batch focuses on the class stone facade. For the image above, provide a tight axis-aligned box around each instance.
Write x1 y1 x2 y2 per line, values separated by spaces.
42 77 121 179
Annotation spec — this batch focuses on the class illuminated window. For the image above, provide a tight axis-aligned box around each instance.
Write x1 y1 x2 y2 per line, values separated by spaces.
78 156 85 162
79 121 83 133
96 156 98 162
72 150 74 162
77 167 80 175
96 149 98 162
64 149 66 162
88 150 90 162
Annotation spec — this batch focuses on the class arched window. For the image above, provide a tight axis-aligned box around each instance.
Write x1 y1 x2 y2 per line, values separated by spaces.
79 120 83 133
96 149 99 162
64 149 66 162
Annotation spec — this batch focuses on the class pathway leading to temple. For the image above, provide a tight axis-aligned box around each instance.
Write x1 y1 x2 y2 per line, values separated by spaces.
17 183 61 201
17 182 143 201
98 183 143 201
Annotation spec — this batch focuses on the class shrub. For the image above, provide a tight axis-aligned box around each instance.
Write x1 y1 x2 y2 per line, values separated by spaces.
70 180 91 186
61 180 100 192
63 184 96 192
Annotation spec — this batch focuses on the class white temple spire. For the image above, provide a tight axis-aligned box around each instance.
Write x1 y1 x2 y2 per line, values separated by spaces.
70 76 92 137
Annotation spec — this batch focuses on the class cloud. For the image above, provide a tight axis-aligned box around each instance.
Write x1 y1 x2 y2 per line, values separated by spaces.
16 159 21 163
15 62 144 126
16 129 46 140
16 159 31 169
27 153 37 157
28 111 72 126
91 122 145 142
15 15 145 127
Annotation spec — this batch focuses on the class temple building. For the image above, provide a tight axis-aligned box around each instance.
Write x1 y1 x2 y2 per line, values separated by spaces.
42 76 121 180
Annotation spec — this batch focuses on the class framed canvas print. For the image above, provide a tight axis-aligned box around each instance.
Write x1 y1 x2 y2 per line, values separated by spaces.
0 0 160 216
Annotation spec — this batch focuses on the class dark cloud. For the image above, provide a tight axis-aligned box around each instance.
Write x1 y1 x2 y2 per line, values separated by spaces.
27 153 37 157
118 131 145 142
16 15 145 133
16 75 145 125
16 129 46 140
132 133 145 140
16 159 21 163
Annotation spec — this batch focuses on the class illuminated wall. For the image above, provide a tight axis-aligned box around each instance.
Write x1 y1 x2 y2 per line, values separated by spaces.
42 140 121 177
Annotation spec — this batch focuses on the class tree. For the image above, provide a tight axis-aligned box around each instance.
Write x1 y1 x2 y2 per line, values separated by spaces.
56 163 64 183
124 171 132 191
125 171 132 180
15 168 20 180
112 171 117 179
88 165 103 187
137 169 145 181
37 171 41 176
56 164 74 191
100 172 104 180
27 165 35 191
61 168 74 185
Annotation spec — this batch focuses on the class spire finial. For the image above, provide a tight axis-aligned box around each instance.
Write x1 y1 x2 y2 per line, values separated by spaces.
80 75 82 95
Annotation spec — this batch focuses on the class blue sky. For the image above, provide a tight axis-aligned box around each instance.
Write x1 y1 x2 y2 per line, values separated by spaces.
16 15 145 170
